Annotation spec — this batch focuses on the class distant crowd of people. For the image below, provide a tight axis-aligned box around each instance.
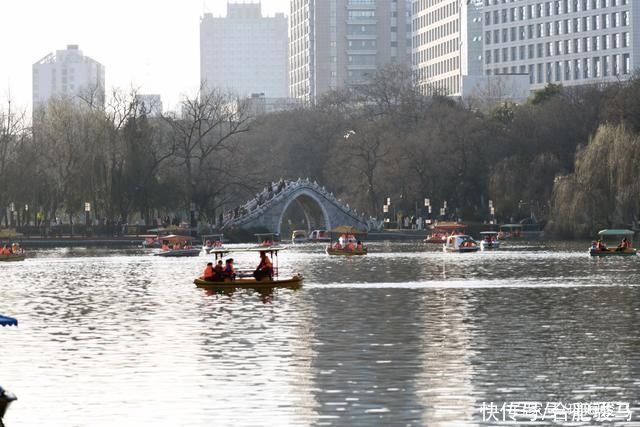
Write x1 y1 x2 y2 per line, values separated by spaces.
222 179 290 225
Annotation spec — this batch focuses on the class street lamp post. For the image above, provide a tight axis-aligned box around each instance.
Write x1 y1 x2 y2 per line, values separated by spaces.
9 202 15 228
383 203 389 227
24 204 28 227
424 198 431 227
489 200 495 225
190 202 197 235
84 202 91 228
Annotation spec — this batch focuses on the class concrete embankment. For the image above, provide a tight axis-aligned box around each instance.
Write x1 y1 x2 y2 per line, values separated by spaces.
15 237 144 248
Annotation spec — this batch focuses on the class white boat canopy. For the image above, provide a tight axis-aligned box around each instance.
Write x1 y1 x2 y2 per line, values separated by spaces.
597 229 635 236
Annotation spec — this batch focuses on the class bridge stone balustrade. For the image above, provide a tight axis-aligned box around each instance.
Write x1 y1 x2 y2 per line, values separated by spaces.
221 178 368 235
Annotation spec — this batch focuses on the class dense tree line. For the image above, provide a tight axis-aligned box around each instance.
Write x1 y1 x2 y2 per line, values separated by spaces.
237 66 640 237
2 65 640 237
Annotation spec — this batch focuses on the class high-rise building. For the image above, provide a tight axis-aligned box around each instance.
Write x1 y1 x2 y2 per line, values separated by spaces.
482 0 639 90
412 0 484 96
289 0 412 102
32 45 105 107
413 0 640 99
200 2 288 97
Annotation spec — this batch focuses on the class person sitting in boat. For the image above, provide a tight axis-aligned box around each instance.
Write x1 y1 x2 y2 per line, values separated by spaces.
334 241 343 250
1 245 10 256
214 240 222 248
346 241 355 251
261 239 272 247
597 240 607 251
617 238 630 251
161 242 170 252
591 240 597 250
356 241 363 251
11 243 18 254
253 252 273 281
173 242 180 250
201 262 216 281
183 242 192 250
205 240 212 248
223 258 236 281
213 260 225 281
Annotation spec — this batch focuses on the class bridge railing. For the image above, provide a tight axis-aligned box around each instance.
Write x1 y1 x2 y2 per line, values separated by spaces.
222 178 366 228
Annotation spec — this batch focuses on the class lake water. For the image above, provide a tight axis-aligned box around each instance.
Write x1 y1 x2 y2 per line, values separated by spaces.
1 241 639 426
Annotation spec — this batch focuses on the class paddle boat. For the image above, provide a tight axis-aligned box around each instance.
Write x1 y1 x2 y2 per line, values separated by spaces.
0 230 26 261
479 231 501 250
143 225 192 247
200 234 226 255
498 224 523 240
443 234 480 253
194 244 302 291
589 229 638 257
291 230 308 244
326 225 367 256
309 229 331 243
0 385 17 427
254 232 284 250
140 234 161 248
0 253 25 262
424 222 466 244
154 235 200 257
194 274 303 291
0 315 17 327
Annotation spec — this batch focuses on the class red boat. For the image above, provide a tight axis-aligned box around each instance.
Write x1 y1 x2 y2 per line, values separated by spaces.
424 222 467 244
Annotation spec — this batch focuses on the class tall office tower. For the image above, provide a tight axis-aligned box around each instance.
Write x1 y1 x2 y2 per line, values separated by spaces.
32 44 105 107
200 2 289 97
482 0 640 90
289 0 412 102
412 0 484 96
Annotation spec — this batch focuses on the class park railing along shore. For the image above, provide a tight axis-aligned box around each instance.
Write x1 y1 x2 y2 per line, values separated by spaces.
12 224 156 239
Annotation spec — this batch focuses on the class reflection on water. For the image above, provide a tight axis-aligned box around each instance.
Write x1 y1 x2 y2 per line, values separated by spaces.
1 241 639 426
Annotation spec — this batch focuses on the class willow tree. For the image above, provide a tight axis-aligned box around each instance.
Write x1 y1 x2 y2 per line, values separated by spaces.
548 124 640 237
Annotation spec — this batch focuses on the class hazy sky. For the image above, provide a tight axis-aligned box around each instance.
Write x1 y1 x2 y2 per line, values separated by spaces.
0 0 289 112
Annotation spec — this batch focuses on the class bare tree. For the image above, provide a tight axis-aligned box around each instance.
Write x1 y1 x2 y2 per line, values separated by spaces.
163 86 251 216
0 99 28 226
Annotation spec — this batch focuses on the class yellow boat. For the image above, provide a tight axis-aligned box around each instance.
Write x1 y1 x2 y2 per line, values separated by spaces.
589 229 638 257
194 275 303 290
326 225 368 256
325 247 367 256
0 254 26 262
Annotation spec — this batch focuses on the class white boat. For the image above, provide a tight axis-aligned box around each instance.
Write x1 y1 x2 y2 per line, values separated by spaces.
291 230 308 244
443 234 480 253
200 234 225 255
309 229 331 242
479 231 501 250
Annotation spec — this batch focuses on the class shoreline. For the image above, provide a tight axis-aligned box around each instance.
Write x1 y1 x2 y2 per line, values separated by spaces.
6 228 547 248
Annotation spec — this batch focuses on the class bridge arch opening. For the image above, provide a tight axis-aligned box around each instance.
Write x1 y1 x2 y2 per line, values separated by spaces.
277 191 330 238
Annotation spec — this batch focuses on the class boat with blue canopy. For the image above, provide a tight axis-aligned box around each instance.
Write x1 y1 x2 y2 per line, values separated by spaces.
0 315 17 327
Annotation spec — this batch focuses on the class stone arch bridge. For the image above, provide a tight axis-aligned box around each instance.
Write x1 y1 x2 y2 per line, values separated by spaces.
221 178 368 235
